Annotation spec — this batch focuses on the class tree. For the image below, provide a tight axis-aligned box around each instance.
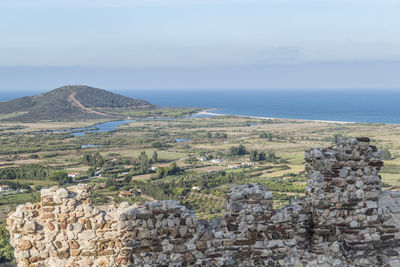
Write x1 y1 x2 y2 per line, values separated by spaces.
0 225 14 263
154 162 180 178
87 167 96 177
83 152 105 167
250 150 267 162
266 152 277 163
227 144 247 156
167 162 180 175
123 174 132 183
215 132 227 138
139 151 150 173
152 151 158 163
260 132 273 141
249 150 258 161
156 167 167 178
258 152 266 161
48 171 69 185
382 148 392 160
152 141 163 148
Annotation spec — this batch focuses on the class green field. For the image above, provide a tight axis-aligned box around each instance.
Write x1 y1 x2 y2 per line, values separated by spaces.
2 109 400 264
2 111 400 218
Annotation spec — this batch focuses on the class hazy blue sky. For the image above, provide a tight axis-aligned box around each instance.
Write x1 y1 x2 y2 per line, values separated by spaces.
1 0 400 91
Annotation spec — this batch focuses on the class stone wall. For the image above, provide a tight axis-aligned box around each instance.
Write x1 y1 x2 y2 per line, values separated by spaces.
6 137 400 266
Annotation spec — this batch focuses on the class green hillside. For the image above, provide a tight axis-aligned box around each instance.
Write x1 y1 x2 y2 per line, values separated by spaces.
0 85 154 122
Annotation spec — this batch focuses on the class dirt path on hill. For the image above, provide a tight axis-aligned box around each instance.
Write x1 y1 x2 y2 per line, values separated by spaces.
68 92 108 116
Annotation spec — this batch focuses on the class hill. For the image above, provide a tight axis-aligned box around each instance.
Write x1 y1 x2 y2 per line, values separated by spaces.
0 85 154 122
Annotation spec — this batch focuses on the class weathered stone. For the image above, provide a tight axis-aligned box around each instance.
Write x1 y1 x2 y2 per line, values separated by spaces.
98 249 114 256
199 231 213 241
80 250 97 257
57 250 69 259
77 230 96 240
70 249 81 256
46 222 55 231
69 241 80 249
20 240 32 251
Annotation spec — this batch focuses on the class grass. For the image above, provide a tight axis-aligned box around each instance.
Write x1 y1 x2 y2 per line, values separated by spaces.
0 192 40 206
2 112 400 222
119 149 188 161
0 112 26 120
12 179 57 187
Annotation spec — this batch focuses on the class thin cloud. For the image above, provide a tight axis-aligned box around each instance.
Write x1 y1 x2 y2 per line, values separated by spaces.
2 0 400 8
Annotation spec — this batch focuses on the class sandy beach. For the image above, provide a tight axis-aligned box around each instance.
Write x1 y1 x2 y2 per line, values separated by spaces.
194 109 355 124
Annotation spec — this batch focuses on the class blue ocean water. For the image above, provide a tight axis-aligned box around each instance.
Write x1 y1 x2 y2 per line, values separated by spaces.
1 89 400 124
123 90 400 124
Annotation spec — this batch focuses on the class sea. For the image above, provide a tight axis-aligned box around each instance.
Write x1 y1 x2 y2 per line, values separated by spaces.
1 89 400 124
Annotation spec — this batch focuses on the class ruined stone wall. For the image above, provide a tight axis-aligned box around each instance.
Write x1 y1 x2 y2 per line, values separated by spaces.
6 137 400 266
6 184 302 267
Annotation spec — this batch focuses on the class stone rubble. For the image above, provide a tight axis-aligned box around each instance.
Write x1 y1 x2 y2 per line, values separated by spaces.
6 137 400 266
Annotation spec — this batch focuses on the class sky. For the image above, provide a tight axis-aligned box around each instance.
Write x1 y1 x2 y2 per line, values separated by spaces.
1 0 400 91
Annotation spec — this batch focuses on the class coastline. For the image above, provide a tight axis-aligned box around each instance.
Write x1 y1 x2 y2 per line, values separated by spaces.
194 109 356 124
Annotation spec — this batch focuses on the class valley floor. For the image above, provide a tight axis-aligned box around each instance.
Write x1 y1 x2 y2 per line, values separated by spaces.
1 111 400 222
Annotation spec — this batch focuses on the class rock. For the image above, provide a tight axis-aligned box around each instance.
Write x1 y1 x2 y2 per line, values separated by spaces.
20 240 32 250
78 230 96 240
199 232 213 241
355 189 365 199
56 188 68 199
70 249 81 256
184 252 195 262
356 137 370 142
57 250 69 259
137 229 151 239
24 221 36 232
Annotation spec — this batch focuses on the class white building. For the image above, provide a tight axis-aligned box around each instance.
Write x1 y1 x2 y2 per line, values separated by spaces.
67 173 80 178
0 185 10 191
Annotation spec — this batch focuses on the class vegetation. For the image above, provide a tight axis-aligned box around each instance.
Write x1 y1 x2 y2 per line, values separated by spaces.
0 225 13 263
382 147 392 160
249 150 266 161
0 85 154 122
138 151 150 174
155 163 181 178
227 144 247 156
48 171 70 185
83 152 105 167
2 105 400 263
0 164 50 180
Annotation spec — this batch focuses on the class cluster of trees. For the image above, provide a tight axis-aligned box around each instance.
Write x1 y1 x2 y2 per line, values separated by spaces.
151 141 165 148
226 145 277 162
227 144 247 156
249 150 266 161
136 151 158 174
265 152 278 163
0 164 49 180
0 165 70 188
206 132 227 139
155 162 180 178
48 171 70 185
82 152 105 167
259 132 286 141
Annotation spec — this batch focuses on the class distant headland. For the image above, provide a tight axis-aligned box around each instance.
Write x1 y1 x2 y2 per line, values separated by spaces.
0 85 155 122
